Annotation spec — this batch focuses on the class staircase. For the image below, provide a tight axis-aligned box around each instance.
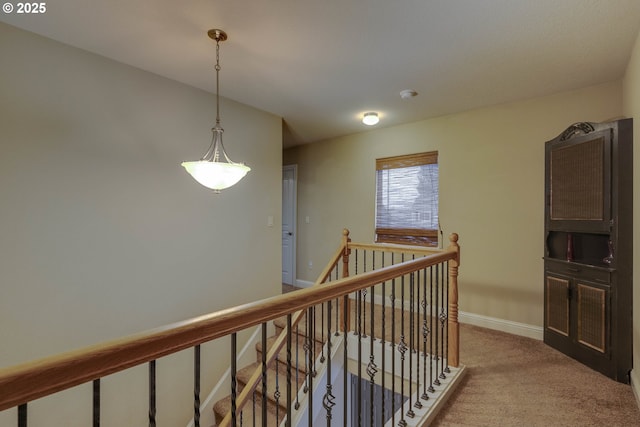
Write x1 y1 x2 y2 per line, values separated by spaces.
213 315 325 426
0 230 463 427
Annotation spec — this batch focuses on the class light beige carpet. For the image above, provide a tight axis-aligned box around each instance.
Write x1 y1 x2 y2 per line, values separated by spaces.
281 285 640 426
432 324 640 427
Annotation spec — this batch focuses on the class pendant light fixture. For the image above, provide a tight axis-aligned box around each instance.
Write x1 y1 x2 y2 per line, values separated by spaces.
182 29 250 193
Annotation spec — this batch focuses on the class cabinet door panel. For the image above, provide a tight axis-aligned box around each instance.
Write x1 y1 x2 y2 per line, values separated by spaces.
576 282 608 354
546 128 612 232
546 275 569 336
550 137 605 220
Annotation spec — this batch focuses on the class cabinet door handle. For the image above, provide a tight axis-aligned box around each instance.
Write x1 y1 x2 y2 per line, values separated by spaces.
567 268 580 273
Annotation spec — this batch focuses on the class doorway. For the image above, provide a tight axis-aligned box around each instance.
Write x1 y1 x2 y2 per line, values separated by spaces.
282 165 297 285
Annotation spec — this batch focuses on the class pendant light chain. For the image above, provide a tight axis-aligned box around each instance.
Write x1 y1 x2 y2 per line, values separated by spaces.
215 36 221 126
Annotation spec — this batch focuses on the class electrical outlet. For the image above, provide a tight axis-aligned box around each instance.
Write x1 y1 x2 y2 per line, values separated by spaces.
308 260 313 269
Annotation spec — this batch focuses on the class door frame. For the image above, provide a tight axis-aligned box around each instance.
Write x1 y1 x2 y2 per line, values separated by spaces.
282 164 298 286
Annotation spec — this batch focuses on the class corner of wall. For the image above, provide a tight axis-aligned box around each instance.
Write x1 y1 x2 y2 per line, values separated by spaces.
631 369 640 409
622 25 640 414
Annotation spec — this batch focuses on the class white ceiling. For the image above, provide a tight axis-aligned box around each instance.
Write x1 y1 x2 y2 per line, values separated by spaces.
2 0 640 147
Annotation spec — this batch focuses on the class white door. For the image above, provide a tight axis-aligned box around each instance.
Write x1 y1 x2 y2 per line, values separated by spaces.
282 165 297 285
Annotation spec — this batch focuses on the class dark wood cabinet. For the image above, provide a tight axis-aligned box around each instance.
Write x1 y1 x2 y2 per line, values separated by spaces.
543 119 632 383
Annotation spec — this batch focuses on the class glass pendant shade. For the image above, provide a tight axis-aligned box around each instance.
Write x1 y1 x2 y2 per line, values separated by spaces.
182 161 250 192
182 29 250 193
182 126 250 193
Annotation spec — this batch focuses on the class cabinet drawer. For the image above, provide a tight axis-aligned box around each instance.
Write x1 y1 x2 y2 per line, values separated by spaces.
544 259 611 283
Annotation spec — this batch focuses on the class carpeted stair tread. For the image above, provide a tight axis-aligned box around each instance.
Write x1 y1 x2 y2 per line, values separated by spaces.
213 341 319 425
273 315 328 343
236 362 307 399
256 336 324 374
213 393 286 426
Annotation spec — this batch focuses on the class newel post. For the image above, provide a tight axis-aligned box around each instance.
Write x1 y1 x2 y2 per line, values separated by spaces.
341 228 351 332
447 233 460 367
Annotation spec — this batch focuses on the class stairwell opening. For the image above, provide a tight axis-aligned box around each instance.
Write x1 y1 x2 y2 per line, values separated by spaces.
349 374 408 426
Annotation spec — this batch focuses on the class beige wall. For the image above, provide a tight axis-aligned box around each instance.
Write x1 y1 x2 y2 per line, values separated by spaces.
0 23 282 425
622 27 640 397
284 81 623 329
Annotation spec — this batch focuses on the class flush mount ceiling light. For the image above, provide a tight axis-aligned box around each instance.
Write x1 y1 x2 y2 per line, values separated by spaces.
182 29 250 193
362 112 380 126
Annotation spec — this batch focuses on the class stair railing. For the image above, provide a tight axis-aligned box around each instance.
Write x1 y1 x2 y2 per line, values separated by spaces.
216 230 352 426
0 229 460 427
218 230 460 426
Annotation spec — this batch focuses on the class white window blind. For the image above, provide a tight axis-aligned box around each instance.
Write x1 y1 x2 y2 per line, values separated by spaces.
375 151 439 246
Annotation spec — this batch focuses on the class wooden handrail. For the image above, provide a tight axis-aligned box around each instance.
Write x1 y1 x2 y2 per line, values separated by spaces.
0 232 460 419
349 242 444 256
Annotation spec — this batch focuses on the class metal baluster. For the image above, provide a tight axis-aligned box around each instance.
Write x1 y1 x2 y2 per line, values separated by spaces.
335 265 340 336
439 262 447 381
368 282 377 425
354 249 360 337
433 264 441 387
312 306 317 377
428 266 435 393
323 300 335 425
381 252 386 425
320 301 326 363
372 250 375 271
18 404 27 427
398 254 407 427
307 307 314 427
261 324 267 426
194 345 200 427
231 333 238 427
252 392 256 427
422 267 430 401
406 271 415 419
358 289 363 426
343 295 349 427
275 358 281 425
149 360 156 427
355 286 361 337
414 269 422 410
295 313 301 409
390 253 396 426
444 261 451 375
93 379 100 427
362 250 367 338
287 314 293 427
303 310 310 394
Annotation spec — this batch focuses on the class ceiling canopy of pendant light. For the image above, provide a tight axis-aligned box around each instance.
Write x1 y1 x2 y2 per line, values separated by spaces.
182 29 250 193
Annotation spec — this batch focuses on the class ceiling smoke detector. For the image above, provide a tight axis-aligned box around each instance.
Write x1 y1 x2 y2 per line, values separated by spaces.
400 89 418 99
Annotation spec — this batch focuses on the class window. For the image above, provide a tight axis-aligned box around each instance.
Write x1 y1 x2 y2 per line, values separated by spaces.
375 151 439 246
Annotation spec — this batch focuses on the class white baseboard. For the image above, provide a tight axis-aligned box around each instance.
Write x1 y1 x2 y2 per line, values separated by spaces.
293 279 543 340
458 311 543 340
295 279 314 288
